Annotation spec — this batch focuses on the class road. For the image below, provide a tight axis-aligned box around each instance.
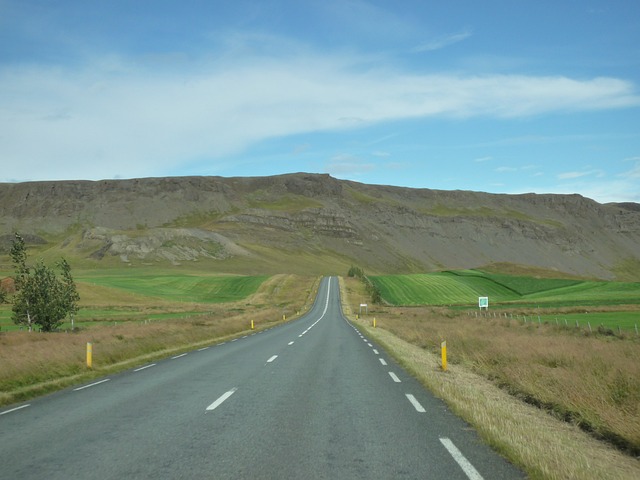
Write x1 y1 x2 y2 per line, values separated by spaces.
0 277 524 479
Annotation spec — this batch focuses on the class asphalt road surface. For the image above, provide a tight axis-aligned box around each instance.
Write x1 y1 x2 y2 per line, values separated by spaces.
1 277 524 479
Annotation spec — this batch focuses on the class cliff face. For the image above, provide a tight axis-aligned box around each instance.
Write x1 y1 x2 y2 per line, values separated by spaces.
1 173 639 278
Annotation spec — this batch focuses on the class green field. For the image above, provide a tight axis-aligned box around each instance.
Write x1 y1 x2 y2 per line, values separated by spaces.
80 272 268 303
0 272 268 331
371 270 640 308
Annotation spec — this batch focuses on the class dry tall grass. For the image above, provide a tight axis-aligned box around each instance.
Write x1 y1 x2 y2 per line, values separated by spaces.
341 276 640 480
0 274 319 406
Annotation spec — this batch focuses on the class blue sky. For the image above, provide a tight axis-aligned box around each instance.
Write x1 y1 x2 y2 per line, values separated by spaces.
1 1 639 203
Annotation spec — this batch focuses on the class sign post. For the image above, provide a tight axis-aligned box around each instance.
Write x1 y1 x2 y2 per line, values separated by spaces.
478 297 489 310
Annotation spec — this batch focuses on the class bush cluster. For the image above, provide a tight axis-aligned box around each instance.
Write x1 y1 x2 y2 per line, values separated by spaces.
347 266 382 304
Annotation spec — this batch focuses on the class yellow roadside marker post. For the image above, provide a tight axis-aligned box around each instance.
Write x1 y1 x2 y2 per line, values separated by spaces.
373 317 376 328
86 342 93 369
251 320 255 330
441 341 447 371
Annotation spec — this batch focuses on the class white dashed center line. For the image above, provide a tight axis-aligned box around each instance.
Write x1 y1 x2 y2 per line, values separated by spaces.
198 346 209 351
388 372 401 383
267 355 278 363
373 349 379 355
172 353 187 359
288 341 294 346
379 358 387 366
206 388 237 411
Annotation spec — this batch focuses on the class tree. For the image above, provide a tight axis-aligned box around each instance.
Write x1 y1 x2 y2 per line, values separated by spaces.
59 258 80 328
10 233 80 332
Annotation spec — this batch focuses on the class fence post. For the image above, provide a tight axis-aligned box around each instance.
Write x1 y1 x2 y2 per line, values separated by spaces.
441 341 447 371
86 342 92 369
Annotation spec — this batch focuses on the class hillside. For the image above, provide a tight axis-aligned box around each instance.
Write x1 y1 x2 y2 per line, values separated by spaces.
1 173 639 279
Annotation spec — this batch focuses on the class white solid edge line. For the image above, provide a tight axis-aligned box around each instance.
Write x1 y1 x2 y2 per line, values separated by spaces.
439 437 485 480
267 355 278 363
0 404 30 416
388 372 401 383
74 379 110 391
379 358 387 366
405 394 426 413
134 363 156 372
206 388 238 411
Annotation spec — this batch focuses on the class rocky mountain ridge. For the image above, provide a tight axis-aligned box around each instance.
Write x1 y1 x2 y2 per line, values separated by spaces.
1 173 639 279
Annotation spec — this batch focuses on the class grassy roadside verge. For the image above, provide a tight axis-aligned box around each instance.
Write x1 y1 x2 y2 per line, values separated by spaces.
0 274 320 407
339 276 640 480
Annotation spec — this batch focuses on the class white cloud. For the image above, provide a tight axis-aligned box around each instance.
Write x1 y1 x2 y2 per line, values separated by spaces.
474 156 492 162
1 52 639 181
558 169 603 180
372 150 390 157
413 30 473 52
620 159 640 179
325 154 375 176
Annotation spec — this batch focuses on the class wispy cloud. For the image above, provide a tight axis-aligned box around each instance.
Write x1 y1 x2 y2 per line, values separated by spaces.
474 156 492 162
558 169 604 180
325 154 375 176
620 158 640 179
1 51 639 181
372 150 390 157
413 30 472 52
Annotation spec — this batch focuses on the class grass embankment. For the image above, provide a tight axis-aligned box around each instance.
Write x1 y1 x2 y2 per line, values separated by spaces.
0 274 319 407
341 276 640 480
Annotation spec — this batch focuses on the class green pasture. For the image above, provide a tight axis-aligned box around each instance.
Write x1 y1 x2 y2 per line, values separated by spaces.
371 271 640 308
79 272 268 304
540 311 639 331
0 272 267 331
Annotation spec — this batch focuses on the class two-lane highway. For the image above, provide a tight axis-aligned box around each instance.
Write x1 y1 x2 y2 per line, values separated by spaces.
1 277 524 479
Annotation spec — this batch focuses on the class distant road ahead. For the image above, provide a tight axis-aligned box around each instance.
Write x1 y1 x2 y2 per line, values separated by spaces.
1 277 523 479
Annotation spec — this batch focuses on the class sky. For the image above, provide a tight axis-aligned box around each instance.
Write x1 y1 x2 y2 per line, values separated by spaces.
1 1 639 204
